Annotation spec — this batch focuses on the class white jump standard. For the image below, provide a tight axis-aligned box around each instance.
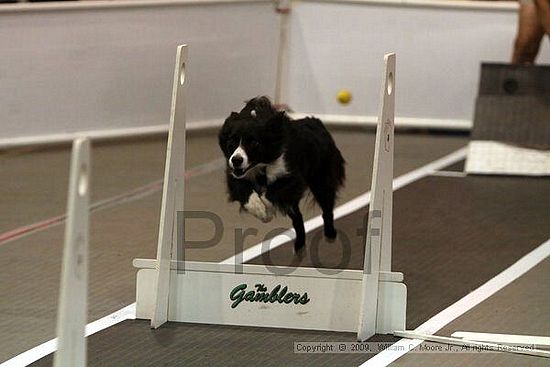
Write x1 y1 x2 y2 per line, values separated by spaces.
54 138 91 367
134 45 406 341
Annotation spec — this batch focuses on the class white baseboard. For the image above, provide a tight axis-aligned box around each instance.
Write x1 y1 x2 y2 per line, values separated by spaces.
0 0 270 14
0 114 470 150
302 0 517 12
289 113 472 131
0 120 221 150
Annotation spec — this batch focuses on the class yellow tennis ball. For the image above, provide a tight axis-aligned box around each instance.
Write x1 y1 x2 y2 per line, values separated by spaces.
337 89 352 104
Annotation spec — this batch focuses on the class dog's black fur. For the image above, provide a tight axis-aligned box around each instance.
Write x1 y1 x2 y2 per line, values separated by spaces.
218 96 345 252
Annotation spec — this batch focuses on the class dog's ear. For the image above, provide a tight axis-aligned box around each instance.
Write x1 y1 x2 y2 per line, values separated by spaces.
243 96 275 115
222 112 239 125
266 111 286 125
220 112 238 144
254 96 273 110
221 112 238 130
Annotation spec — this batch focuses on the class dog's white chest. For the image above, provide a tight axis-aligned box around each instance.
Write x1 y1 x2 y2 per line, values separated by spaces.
265 154 288 184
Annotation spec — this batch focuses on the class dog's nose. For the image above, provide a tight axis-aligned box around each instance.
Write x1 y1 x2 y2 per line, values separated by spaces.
231 155 244 167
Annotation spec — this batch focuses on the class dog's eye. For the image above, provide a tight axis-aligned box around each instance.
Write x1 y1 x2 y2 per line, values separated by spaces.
249 140 259 148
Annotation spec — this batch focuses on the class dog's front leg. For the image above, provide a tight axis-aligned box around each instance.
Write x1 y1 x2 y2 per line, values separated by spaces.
228 176 273 223
245 191 274 223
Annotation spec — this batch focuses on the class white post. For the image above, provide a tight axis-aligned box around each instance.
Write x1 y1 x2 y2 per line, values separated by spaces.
357 53 396 341
274 0 291 107
54 138 91 367
151 45 188 328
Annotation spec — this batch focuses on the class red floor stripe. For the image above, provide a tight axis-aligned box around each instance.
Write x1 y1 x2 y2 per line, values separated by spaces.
0 158 225 246
0 215 66 243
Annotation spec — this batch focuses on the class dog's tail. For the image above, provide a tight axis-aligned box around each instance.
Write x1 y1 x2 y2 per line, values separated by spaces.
333 148 346 191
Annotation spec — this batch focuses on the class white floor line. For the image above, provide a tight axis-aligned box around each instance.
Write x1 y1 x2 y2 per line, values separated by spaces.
221 147 468 264
360 238 550 367
2 147 467 367
0 304 136 367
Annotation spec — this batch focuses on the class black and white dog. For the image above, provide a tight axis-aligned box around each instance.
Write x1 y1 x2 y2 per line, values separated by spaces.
218 96 345 252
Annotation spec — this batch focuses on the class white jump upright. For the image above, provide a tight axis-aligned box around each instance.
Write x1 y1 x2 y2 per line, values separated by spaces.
150 45 188 328
136 47 406 339
54 138 91 367
358 53 398 341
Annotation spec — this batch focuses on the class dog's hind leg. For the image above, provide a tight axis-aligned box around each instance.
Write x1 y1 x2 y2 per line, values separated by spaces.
288 204 306 253
264 176 307 253
310 185 337 240
322 211 337 240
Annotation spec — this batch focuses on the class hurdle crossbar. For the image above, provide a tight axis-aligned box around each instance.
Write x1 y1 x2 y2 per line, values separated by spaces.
395 330 550 359
451 331 550 347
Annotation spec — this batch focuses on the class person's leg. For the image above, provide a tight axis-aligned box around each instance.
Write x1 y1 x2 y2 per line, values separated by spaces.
512 0 545 64
534 0 550 35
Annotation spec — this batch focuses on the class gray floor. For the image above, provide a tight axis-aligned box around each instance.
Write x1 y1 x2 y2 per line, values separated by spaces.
28 261 550 367
394 258 550 367
24 162 550 367
247 174 550 330
0 129 468 362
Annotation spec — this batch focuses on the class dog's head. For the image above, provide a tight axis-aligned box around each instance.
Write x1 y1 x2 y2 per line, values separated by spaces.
218 96 286 179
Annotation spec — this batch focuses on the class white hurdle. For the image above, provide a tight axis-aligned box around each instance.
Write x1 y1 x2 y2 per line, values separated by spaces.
54 138 91 367
134 46 406 340
150 44 188 328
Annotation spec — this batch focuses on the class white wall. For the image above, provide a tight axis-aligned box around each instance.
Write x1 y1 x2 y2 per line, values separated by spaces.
286 0 550 126
3 0 550 144
0 1 279 142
